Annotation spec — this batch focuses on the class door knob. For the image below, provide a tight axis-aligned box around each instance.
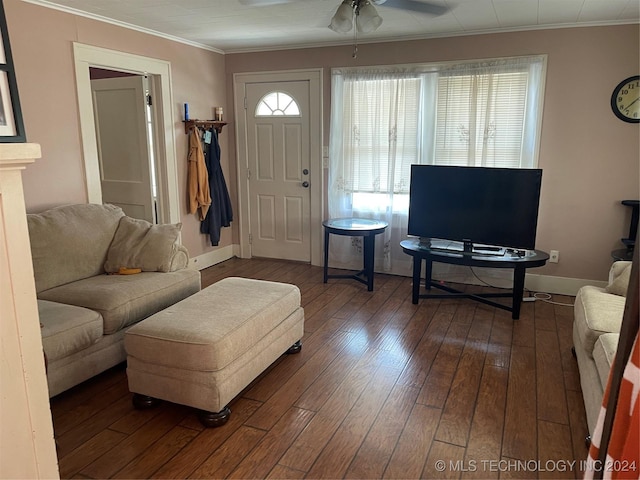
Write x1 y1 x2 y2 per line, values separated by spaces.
302 169 309 175
302 181 310 188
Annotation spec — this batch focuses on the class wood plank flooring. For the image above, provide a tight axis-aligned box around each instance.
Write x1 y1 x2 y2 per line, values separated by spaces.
50 258 590 479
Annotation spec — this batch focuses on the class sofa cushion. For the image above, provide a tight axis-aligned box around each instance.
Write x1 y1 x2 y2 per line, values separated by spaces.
38 300 103 362
593 333 620 390
605 263 631 296
28 204 124 293
38 269 201 335
574 285 626 356
104 216 182 273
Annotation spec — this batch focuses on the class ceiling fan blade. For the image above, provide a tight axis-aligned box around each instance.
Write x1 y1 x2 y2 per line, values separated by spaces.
378 0 450 16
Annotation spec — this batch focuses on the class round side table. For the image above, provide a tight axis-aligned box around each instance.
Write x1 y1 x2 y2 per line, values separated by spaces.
322 218 388 291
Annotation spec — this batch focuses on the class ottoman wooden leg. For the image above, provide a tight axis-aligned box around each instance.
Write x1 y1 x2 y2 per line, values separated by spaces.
286 340 302 354
132 394 161 409
199 406 231 428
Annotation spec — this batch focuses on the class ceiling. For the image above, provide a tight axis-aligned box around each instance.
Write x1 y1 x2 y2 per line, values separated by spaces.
27 0 640 53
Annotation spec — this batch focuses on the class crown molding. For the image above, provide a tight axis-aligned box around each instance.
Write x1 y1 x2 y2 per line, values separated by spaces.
222 20 639 54
22 0 225 54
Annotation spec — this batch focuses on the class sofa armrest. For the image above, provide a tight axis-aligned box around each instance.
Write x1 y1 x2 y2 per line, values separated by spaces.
169 244 190 271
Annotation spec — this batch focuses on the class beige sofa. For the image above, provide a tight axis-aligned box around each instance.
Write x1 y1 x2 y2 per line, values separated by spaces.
27 203 201 397
572 260 631 437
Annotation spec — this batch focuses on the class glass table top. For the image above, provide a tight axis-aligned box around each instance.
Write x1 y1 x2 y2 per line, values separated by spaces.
323 217 388 231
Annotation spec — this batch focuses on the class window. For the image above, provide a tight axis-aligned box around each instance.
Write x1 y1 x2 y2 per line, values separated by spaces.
330 56 546 201
256 91 300 116
328 56 546 274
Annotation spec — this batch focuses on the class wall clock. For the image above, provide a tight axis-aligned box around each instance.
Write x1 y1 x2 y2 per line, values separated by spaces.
611 75 640 123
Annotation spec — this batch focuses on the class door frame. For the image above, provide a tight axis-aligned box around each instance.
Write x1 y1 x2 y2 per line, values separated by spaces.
233 69 323 266
73 43 180 224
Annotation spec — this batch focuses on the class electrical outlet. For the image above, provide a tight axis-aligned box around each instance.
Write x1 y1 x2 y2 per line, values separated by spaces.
549 250 559 263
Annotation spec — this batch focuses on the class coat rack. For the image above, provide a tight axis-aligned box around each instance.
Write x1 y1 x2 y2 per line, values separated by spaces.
184 119 227 134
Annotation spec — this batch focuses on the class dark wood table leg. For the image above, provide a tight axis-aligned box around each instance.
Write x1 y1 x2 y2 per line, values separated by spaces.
512 265 526 319
424 256 433 291
323 228 329 284
364 234 375 291
411 256 421 304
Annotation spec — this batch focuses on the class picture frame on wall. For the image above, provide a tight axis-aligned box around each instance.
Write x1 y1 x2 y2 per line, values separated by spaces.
0 0 25 142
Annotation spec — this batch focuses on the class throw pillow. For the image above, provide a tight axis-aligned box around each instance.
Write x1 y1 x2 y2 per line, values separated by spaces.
104 216 182 273
605 264 631 297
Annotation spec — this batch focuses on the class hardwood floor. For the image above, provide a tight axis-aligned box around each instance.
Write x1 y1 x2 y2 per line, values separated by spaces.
50 258 590 479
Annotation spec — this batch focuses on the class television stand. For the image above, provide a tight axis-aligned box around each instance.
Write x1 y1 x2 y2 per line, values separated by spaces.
401 237 549 319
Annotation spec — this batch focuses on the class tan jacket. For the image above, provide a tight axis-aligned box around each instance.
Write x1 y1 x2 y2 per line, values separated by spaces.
187 128 211 220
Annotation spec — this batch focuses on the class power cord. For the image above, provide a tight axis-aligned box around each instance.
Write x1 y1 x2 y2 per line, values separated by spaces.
530 291 574 307
469 267 511 290
522 288 574 307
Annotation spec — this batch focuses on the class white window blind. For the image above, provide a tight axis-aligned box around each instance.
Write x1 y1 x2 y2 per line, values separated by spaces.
435 71 529 167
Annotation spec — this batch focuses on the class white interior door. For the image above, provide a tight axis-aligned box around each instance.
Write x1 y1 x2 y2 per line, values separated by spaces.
245 81 311 261
91 76 155 222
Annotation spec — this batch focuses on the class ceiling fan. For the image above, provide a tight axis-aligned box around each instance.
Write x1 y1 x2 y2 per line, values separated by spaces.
238 0 450 34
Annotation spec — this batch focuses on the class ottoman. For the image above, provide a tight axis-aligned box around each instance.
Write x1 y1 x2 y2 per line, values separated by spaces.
124 277 304 427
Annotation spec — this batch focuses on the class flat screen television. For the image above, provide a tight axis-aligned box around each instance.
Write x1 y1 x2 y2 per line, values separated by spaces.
407 165 543 252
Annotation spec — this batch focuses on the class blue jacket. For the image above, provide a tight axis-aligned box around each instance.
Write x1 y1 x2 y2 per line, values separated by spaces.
200 128 233 246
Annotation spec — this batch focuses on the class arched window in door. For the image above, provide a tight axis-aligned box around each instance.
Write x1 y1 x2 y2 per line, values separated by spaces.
255 91 300 116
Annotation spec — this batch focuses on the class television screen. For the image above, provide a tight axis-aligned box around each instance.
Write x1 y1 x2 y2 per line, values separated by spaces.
407 165 543 251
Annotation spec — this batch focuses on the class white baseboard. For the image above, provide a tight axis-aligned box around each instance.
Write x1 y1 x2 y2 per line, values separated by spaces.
189 247 605 297
430 266 605 296
189 245 236 270
426 267 605 297
524 273 607 296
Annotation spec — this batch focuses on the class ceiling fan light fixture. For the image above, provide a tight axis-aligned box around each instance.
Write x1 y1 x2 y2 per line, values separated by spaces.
356 0 382 33
329 0 354 33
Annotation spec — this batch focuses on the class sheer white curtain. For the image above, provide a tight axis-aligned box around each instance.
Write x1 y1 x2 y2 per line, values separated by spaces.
328 56 546 281
329 67 425 275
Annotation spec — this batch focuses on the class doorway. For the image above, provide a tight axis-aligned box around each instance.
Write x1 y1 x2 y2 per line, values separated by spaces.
73 43 180 225
90 71 158 223
234 69 323 266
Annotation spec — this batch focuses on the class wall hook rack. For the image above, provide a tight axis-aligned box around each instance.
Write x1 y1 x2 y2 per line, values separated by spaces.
184 119 228 134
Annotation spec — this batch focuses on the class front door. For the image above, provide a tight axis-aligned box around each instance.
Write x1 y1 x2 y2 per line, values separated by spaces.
91 76 155 223
245 81 311 262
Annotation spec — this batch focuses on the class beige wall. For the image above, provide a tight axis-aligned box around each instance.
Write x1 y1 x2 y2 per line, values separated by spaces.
5 0 231 259
225 25 640 281
5 0 639 282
